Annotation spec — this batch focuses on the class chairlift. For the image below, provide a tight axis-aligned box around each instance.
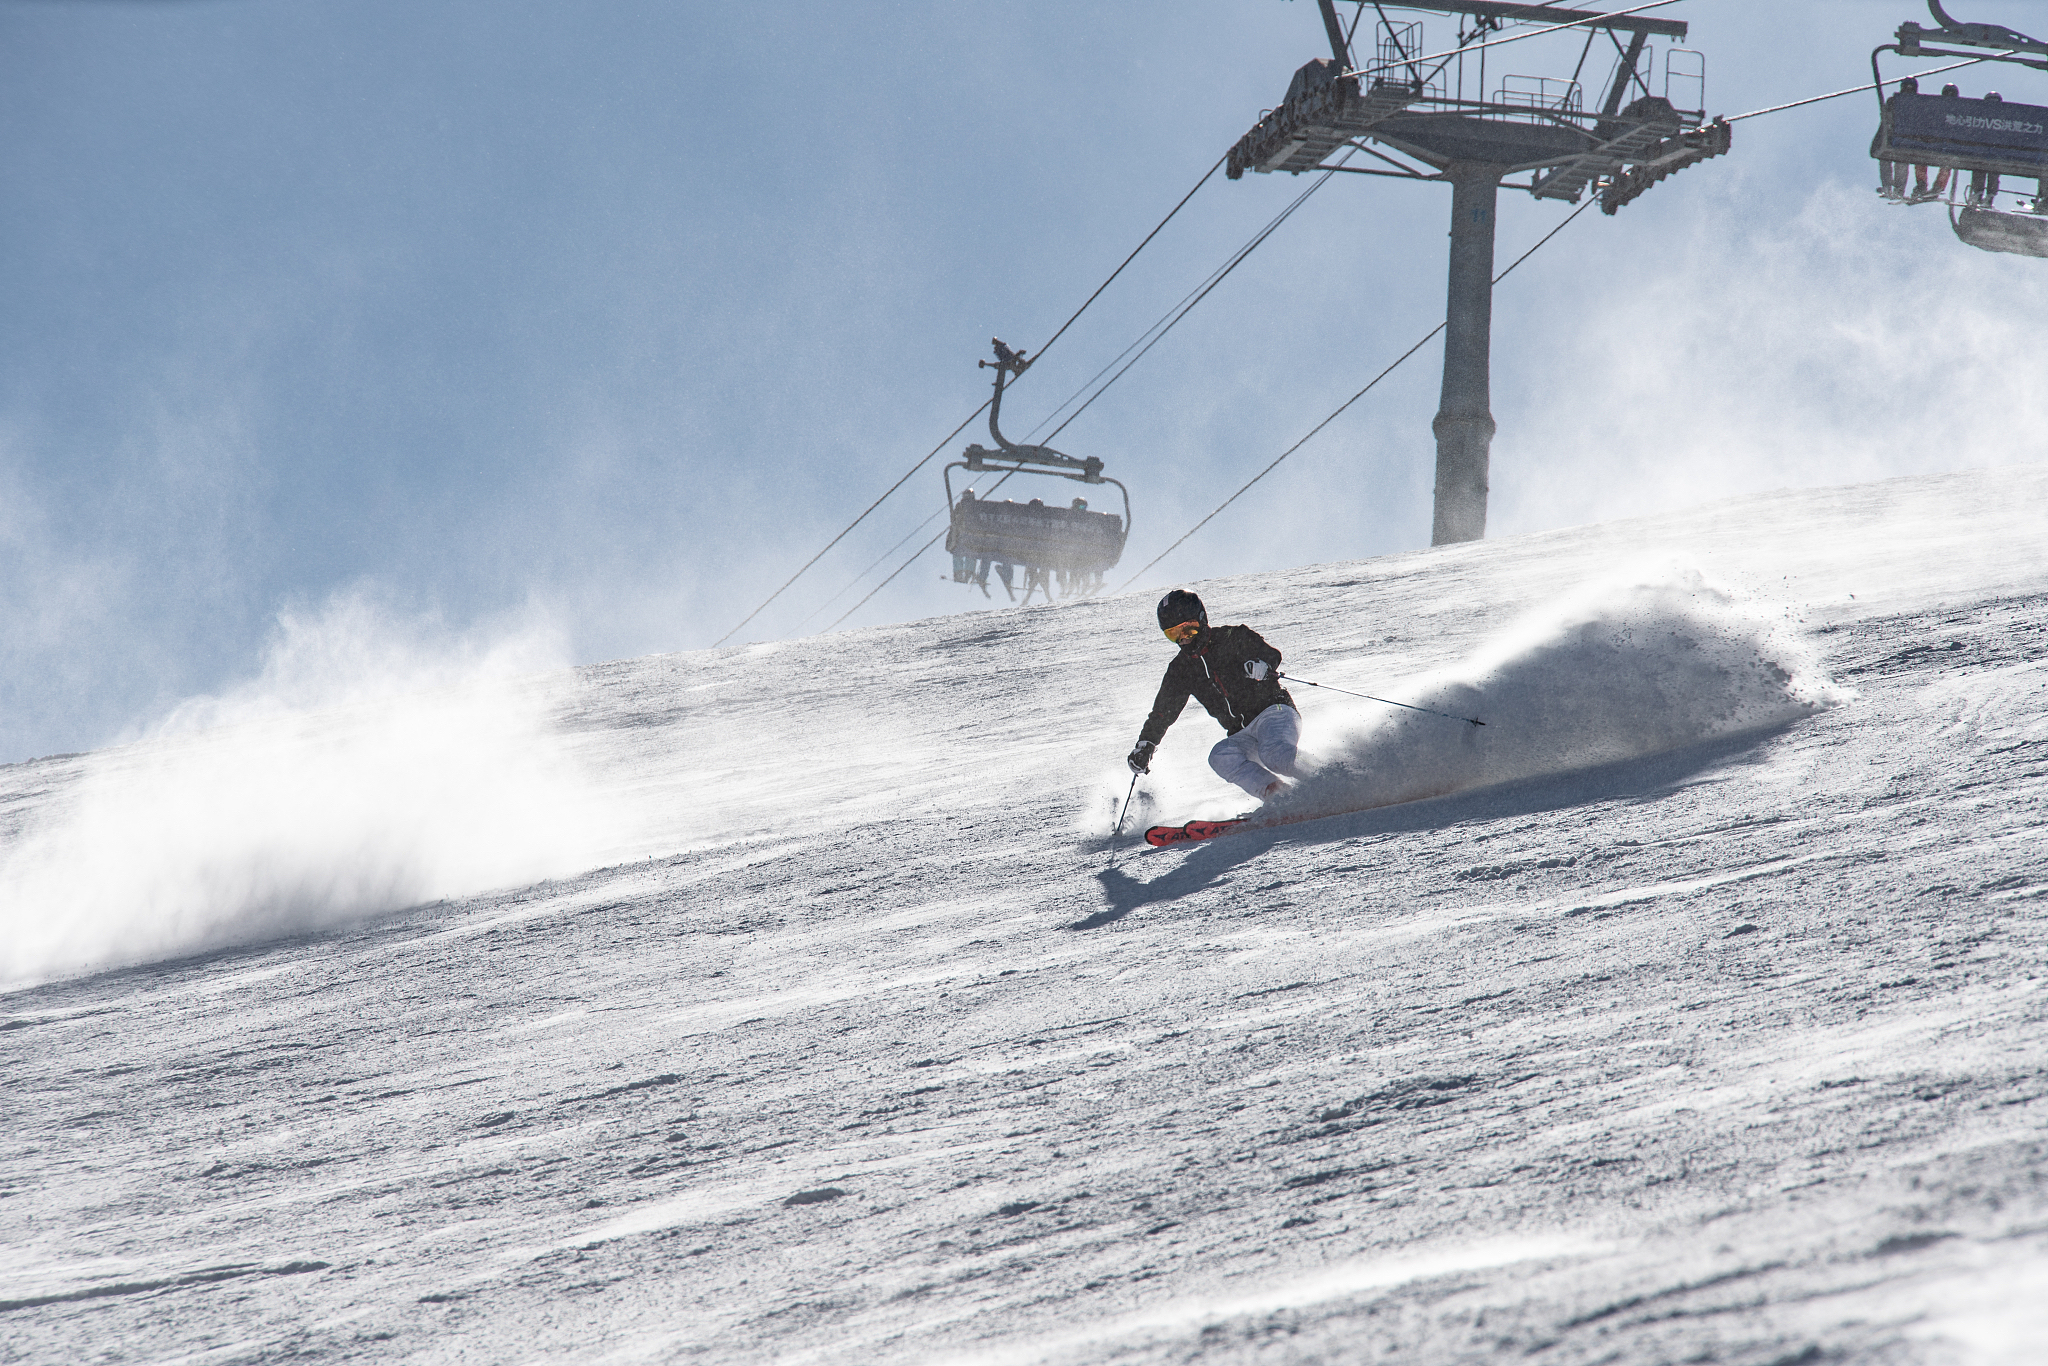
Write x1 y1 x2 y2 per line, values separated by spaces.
1872 1 2048 257
944 339 1132 605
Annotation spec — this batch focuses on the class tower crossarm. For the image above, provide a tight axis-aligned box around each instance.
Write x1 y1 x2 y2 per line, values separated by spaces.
1529 94 1683 201
1227 62 1422 178
1600 115 1731 213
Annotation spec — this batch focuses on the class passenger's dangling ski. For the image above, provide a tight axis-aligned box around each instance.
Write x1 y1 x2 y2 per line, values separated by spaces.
1144 818 1247 848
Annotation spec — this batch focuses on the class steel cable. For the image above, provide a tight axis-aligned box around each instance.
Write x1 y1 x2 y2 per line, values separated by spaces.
1044 149 1352 445
823 470 1017 633
825 156 1354 631
1115 196 1599 594
1725 52 2004 123
709 152 1226 648
1023 149 1352 445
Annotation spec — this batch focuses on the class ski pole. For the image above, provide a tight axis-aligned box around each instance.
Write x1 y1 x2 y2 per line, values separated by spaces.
1278 673 1485 727
1106 769 1141 869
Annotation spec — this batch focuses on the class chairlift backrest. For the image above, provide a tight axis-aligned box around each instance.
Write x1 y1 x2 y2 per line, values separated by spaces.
1876 90 2048 178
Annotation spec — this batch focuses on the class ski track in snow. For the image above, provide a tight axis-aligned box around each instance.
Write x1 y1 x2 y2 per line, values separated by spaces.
2 465 2048 1363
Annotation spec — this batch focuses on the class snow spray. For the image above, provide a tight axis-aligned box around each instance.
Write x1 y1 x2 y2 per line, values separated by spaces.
1274 559 1849 820
0 595 639 986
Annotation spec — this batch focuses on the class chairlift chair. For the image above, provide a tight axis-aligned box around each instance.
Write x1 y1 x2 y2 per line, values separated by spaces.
944 339 1132 605
1871 1 2048 257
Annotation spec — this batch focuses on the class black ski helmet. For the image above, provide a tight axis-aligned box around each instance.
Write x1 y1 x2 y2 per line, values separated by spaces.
1156 589 1207 633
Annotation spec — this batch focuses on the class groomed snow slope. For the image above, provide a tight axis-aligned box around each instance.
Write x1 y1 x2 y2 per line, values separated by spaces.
4 465 2048 1365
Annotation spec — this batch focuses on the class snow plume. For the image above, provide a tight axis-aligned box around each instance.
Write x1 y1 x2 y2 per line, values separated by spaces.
1277 561 1846 820
0 593 633 986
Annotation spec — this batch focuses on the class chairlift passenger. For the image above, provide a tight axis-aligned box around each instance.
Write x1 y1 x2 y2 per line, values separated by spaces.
1021 565 1054 605
1877 77 1955 203
950 489 983 590
1912 81 1959 203
1880 78 1919 198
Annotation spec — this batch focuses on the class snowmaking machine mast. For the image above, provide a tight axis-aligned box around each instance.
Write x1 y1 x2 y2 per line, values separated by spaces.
1871 1 2048 258
943 339 1131 606
1224 0 1729 546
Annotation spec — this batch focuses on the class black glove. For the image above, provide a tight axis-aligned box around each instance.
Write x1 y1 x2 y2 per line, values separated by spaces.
1127 741 1156 774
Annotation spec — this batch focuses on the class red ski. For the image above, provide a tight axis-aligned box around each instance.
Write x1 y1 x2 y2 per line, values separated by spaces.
1144 818 1247 848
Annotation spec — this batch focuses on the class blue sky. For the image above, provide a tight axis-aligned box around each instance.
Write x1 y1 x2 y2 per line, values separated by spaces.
4 0 2046 763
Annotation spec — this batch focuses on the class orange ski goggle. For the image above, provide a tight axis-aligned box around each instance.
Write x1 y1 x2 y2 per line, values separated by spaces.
1162 620 1201 644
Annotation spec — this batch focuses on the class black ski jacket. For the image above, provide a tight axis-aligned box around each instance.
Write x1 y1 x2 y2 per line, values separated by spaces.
1138 624 1295 746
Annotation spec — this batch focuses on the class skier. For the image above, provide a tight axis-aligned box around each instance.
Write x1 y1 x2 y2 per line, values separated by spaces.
1126 589 1301 800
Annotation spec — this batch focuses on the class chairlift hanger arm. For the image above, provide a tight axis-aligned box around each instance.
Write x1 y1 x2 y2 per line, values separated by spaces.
966 340 1106 478
1370 0 1686 41
1903 34 2048 63
1914 1 2048 57
1880 40 2048 74
979 336 1038 456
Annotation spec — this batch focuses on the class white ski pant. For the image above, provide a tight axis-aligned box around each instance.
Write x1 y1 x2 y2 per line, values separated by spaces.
1209 703 1301 798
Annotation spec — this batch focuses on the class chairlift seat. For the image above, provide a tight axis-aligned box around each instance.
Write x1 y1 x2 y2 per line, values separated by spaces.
946 498 1126 576
1953 204 2048 257
1875 92 2048 178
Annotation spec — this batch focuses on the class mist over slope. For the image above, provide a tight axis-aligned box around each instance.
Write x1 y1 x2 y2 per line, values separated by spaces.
3 552 1833 985
2 464 2046 1365
0 597 642 985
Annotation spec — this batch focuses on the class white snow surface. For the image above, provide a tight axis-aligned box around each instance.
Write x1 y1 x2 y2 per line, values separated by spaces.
4 465 2048 1364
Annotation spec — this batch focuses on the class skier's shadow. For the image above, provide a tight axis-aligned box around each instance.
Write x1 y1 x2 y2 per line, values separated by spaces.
1068 726 1795 931
1080 834 1275 929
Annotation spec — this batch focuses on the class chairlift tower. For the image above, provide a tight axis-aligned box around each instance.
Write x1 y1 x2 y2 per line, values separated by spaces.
1226 1 1730 544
